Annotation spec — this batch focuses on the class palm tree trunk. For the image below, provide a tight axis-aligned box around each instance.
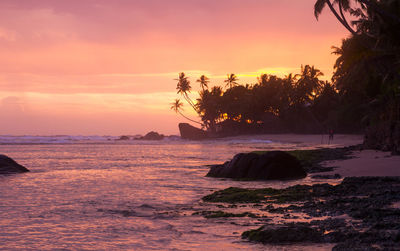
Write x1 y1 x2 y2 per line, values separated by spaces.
178 110 203 126
183 93 198 113
338 1 357 35
325 0 358 36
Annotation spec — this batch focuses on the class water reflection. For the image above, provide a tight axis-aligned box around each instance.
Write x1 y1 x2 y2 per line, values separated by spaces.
0 140 336 250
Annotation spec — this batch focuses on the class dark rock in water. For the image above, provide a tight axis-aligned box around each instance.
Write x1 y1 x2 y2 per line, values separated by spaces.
0 155 29 174
242 224 324 243
118 135 130 140
179 123 208 140
138 131 164 140
207 151 306 180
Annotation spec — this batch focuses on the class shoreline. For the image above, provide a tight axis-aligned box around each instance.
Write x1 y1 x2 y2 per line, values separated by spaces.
219 133 400 176
200 139 400 250
219 133 364 147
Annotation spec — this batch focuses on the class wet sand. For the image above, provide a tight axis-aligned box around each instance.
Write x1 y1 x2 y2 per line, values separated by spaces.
321 150 400 177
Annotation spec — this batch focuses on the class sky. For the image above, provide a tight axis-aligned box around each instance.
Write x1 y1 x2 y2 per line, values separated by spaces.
0 0 349 135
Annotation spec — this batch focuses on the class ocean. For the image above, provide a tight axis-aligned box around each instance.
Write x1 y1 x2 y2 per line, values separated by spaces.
0 136 336 250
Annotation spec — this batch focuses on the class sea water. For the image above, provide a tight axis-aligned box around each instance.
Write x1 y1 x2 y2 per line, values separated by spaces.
0 136 336 250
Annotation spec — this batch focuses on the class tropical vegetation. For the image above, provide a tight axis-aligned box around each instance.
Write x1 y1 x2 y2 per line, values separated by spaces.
173 66 343 135
172 0 400 153
314 0 400 152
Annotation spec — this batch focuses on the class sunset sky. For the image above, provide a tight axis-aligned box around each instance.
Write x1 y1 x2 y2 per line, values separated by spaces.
0 0 349 135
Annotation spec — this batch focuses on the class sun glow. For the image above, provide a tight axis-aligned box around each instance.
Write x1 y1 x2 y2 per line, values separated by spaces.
0 0 347 135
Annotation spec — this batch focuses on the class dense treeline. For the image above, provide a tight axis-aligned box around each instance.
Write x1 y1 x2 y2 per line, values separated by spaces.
173 66 346 135
172 0 400 152
314 0 400 152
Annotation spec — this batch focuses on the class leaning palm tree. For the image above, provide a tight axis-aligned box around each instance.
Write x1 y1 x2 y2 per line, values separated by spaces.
224 74 239 89
314 0 357 35
170 99 202 125
175 72 197 112
314 0 400 37
196 75 210 91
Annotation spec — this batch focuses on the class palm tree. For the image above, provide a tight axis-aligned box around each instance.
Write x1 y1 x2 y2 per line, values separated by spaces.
196 87 223 131
294 65 324 105
196 75 210 91
316 0 400 152
170 99 202 125
175 72 197 112
257 74 269 86
175 72 190 95
314 0 357 35
224 74 239 89
314 0 400 37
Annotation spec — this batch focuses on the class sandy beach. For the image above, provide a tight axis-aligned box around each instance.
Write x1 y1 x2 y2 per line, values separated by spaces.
227 133 364 147
268 133 400 177
321 150 400 177
228 133 400 177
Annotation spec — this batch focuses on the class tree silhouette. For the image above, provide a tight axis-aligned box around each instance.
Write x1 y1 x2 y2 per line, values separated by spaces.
315 0 400 151
294 65 324 105
257 74 269 86
196 75 210 91
175 72 197 112
224 74 239 89
314 0 357 35
170 99 202 125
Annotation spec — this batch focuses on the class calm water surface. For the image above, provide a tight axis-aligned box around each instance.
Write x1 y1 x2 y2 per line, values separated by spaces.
0 137 336 250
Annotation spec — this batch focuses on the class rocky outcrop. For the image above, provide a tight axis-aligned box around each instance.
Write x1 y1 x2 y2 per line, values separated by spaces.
242 224 324 244
0 155 29 174
179 123 208 140
137 131 164 140
207 151 306 180
117 135 130 140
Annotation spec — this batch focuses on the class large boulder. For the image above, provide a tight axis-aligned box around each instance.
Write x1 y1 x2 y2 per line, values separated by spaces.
0 155 29 174
138 131 164 140
117 135 130 140
207 151 306 180
179 123 208 140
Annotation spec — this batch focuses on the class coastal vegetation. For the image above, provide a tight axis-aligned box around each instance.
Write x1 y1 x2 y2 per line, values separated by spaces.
172 0 400 153
173 65 341 135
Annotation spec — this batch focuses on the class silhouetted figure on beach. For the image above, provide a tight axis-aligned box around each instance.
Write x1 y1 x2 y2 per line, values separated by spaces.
328 129 334 144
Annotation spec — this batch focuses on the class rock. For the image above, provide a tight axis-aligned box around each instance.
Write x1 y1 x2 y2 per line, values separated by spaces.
138 131 164 140
117 135 130 140
332 242 380 251
207 151 306 180
178 123 208 140
311 173 342 179
0 155 29 174
242 224 324 243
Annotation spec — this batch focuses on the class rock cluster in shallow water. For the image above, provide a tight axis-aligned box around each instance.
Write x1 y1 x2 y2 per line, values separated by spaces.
203 177 400 250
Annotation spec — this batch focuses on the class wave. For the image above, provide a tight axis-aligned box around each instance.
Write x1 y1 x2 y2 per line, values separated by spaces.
0 134 277 145
0 135 117 144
